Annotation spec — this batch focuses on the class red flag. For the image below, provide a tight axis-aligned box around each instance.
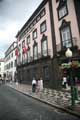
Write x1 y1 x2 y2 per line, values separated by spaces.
23 46 28 54
15 48 19 57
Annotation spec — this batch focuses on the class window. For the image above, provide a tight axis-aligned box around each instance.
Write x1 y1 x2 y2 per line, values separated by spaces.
37 15 41 22
61 26 72 48
27 35 30 44
33 44 38 60
27 49 30 62
41 8 46 17
22 40 25 48
14 60 17 67
40 21 46 33
33 20 36 26
30 24 33 29
9 63 10 69
11 61 13 68
42 39 47 56
33 29 37 39
57 0 68 20
59 6 68 19
11 53 13 57
18 44 21 63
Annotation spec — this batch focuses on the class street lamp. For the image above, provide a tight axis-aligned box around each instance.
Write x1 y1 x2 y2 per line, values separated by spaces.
65 48 75 106
65 48 72 58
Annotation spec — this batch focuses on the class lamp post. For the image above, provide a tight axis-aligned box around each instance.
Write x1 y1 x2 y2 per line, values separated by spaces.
65 48 75 106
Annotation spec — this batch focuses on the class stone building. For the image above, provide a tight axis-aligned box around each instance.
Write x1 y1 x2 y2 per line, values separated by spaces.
16 0 80 88
4 42 17 81
0 59 4 79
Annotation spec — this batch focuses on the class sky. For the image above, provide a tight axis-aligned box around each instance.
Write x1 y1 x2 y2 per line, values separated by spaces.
0 0 43 58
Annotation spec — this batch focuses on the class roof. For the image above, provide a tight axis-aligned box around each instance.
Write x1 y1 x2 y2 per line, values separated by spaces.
5 41 17 54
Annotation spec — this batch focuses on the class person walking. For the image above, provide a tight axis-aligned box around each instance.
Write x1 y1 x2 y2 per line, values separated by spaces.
32 78 36 92
62 76 67 89
40 77 43 91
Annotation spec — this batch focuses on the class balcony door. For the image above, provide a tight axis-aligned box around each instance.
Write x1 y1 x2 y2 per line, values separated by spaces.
41 35 48 56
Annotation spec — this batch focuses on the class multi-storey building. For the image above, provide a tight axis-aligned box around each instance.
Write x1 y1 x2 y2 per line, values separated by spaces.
16 0 56 88
0 59 4 79
52 0 80 83
16 0 80 88
4 42 17 81
52 0 80 53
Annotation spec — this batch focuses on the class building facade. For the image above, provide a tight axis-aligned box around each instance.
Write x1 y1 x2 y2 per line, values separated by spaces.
52 0 80 51
16 0 58 88
52 0 80 83
16 0 80 88
0 59 5 79
4 42 17 81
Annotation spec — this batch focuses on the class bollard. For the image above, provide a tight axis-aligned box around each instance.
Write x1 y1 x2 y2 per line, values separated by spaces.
74 86 78 100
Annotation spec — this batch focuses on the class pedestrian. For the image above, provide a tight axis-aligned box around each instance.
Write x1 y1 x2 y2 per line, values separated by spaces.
32 77 36 92
62 76 67 89
40 77 43 91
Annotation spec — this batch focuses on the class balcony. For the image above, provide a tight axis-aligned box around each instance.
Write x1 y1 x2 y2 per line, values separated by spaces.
17 49 51 66
56 37 78 52
30 49 51 61
38 49 51 59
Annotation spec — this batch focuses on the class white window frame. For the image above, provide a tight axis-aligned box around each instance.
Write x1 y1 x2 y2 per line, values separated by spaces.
27 35 30 44
42 39 47 56
59 5 67 19
61 26 72 48
40 21 46 33
33 29 37 39
27 49 30 62
33 45 38 60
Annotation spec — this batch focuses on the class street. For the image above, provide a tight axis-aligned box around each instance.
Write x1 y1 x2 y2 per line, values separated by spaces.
0 85 79 120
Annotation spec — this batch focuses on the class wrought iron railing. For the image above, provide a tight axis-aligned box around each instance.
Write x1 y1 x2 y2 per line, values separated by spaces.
56 37 78 52
17 49 51 66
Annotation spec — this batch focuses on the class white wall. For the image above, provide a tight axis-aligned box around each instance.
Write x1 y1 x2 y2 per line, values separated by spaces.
4 42 17 81
0 61 4 78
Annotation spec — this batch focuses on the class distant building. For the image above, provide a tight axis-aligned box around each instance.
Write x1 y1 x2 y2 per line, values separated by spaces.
4 42 17 81
16 0 80 88
0 59 4 79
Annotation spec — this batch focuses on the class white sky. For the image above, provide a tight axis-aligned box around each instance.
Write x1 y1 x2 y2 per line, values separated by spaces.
0 0 43 58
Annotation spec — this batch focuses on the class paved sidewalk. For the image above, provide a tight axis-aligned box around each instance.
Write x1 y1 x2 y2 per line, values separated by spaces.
7 82 80 117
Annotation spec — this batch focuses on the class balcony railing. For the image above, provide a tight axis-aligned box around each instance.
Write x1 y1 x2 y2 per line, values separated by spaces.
56 37 78 52
32 49 51 61
17 49 51 66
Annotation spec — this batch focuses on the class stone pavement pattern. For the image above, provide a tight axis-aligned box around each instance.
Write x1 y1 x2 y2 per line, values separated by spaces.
7 82 80 115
